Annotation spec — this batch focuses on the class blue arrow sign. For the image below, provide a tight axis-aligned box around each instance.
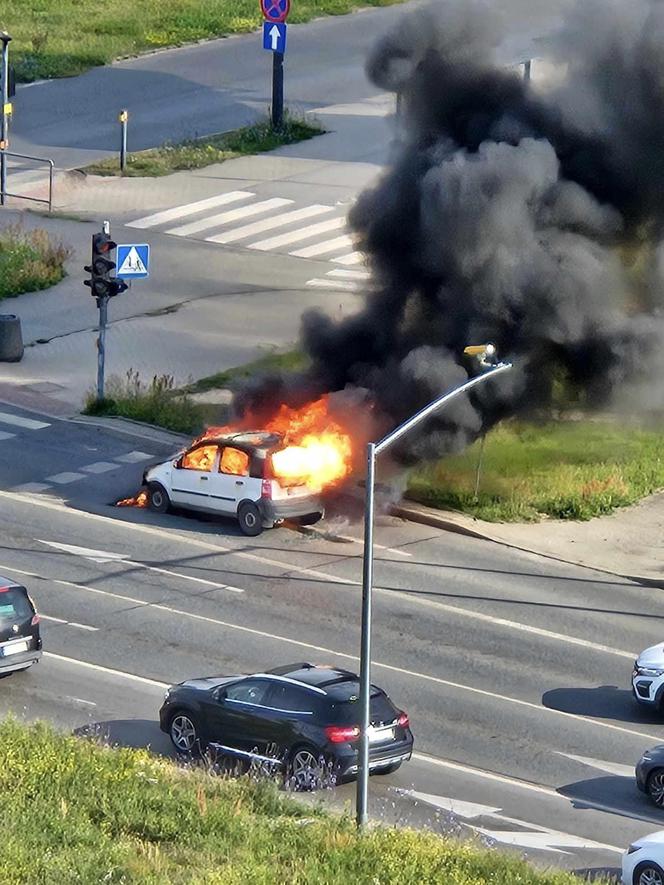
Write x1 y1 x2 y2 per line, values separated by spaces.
263 21 287 53
116 243 150 279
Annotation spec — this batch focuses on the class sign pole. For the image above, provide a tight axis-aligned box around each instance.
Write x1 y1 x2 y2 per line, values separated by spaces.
272 51 284 130
119 110 128 173
0 32 12 207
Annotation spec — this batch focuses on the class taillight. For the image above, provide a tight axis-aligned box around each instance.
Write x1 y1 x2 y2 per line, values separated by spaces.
397 712 409 728
325 725 360 743
31 614 40 626
261 479 272 499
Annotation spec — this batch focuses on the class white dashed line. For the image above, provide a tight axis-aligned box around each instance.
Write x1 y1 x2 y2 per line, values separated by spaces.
81 462 119 474
114 451 154 463
12 482 51 493
0 411 50 430
0 431 17 441
45 472 86 484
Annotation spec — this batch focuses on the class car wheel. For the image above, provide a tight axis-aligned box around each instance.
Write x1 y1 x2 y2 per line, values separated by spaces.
147 482 171 514
634 862 664 885
288 745 325 792
237 502 263 537
647 770 664 807
375 761 402 775
169 711 201 755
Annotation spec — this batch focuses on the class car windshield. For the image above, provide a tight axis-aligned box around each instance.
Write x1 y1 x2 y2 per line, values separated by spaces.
0 588 33 622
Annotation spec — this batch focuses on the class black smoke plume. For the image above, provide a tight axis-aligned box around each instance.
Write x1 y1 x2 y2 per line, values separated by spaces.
236 0 664 463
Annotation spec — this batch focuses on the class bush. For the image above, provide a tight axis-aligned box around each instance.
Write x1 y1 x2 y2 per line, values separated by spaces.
0 223 71 300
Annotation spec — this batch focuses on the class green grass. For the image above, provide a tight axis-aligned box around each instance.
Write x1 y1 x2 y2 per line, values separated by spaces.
186 348 307 393
82 351 306 432
0 717 597 885
6 0 407 83
83 117 324 177
407 419 664 522
0 223 71 300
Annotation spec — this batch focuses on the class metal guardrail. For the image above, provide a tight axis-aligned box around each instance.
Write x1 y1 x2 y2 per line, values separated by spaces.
0 149 54 211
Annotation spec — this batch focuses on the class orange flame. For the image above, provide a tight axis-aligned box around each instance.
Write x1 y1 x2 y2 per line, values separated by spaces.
202 395 353 492
116 490 148 508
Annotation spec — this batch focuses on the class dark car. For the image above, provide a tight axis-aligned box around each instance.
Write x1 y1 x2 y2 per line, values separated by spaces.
637 746 664 807
159 662 413 787
0 578 42 675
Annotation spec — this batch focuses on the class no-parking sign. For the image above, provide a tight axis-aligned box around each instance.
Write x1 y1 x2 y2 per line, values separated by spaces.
260 0 290 23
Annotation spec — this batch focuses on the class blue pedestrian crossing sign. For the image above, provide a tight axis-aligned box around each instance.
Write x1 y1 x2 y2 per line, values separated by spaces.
263 22 287 53
116 243 150 279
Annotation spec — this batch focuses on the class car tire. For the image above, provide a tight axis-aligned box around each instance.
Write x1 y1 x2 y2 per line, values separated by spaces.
237 502 263 537
287 744 326 792
647 769 664 807
168 710 201 756
375 761 402 775
147 482 171 514
634 861 664 885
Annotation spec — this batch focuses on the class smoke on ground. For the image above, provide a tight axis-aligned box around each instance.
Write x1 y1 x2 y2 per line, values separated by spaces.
235 0 664 463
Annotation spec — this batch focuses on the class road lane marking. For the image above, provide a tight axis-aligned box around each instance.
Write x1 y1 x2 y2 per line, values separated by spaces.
333 251 364 265
0 490 644 656
45 472 86 484
0 431 16 440
65 696 97 707
0 411 50 430
114 451 154 463
12 482 51 493
167 197 293 237
306 278 363 292
555 751 635 778
41 614 98 631
207 204 333 244
290 234 355 259
411 751 664 826
36 540 243 593
126 191 255 229
81 462 118 474
406 790 622 853
3 561 654 743
43 651 167 689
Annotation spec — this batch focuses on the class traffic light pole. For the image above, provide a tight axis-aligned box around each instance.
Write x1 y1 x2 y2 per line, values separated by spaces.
96 295 108 402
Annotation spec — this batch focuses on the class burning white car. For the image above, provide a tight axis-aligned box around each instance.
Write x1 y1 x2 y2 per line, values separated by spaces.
142 431 327 536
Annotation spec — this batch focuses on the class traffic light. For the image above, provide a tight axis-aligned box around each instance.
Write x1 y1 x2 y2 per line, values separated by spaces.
84 231 128 299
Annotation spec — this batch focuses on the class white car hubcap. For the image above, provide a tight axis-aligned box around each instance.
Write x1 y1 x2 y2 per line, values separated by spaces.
640 870 664 885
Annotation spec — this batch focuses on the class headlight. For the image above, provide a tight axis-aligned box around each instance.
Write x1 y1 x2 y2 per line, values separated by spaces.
163 688 172 701
636 667 664 677
627 843 641 855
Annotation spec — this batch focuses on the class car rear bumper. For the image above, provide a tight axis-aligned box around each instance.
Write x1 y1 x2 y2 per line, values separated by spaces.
0 648 41 674
261 496 324 523
335 737 414 778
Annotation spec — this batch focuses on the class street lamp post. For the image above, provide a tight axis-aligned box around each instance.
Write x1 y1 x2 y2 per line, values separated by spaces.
0 31 12 207
355 345 512 828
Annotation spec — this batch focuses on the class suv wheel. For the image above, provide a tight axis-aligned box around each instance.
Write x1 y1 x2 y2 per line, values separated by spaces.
647 770 664 807
634 862 664 885
288 746 324 792
148 482 171 514
169 711 200 755
238 502 263 537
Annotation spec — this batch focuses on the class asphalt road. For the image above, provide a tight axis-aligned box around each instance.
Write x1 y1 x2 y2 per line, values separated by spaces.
10 0 567 169
0 402 662 876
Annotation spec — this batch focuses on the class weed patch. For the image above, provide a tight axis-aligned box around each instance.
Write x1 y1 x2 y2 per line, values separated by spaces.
0 223 70 300
83 116 324 177
407 419 664 521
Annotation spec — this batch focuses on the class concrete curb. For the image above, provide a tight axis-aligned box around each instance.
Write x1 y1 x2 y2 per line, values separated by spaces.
391 504 664 590
69 414 190 448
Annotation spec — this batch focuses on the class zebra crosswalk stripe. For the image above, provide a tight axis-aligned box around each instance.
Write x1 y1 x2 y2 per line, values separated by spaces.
249 216 346 251
206 204 335 244
127 191 255 229
290 234 355 259
166 198 293 237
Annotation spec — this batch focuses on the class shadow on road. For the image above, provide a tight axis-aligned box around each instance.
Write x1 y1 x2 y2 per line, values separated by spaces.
557 773 662 826
542 685 663 725
74 718 174 757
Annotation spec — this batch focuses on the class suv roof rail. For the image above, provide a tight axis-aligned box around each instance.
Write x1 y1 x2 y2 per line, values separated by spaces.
264 662 314 676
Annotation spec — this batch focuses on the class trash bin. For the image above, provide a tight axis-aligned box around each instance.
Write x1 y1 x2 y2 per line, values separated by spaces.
0 315 24 362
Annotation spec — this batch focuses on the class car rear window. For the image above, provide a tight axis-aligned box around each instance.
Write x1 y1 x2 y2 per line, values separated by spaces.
0 587 33 622
326 682 397 725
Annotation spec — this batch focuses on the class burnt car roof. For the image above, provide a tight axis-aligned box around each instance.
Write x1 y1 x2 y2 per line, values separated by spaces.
190 431 283 454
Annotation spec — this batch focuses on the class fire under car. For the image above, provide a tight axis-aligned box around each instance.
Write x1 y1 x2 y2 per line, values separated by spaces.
142 431 325 536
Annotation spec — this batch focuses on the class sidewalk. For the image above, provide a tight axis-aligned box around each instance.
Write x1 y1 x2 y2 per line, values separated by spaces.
394 494 664 588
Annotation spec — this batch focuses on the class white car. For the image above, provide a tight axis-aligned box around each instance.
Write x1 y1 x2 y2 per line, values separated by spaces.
143 431 324 536
623 830 664 885
633 643 664 710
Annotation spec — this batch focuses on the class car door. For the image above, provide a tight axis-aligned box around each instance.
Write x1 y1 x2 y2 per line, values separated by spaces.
208 678 274 757
206 446 251 515
169 444 219 510
263 683 319 751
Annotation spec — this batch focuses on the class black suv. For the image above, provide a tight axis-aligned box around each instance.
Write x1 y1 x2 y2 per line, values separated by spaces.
159 663 413 786
0 578 42 675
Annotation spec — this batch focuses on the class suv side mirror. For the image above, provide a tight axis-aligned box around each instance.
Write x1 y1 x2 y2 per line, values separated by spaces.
215 688 227 703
